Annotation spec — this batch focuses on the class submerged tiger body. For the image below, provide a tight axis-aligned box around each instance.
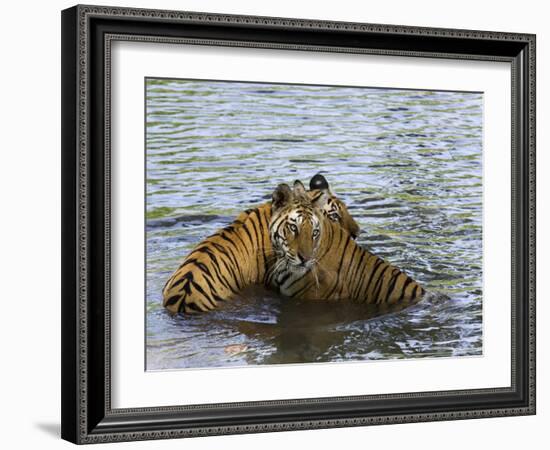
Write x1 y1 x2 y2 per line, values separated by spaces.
162 205 271 314
162 175 359 314
268 181 425 305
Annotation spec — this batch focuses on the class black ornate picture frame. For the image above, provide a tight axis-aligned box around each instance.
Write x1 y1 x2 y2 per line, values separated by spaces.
61 4 536 444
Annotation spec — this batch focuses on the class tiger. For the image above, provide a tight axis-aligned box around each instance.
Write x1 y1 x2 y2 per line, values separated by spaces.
267 180 426 305
162 174 360 314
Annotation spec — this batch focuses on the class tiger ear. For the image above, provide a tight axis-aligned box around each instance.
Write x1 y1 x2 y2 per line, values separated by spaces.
312 191 329 210
293 180 307 197
309 173 330 192
272 183 292 211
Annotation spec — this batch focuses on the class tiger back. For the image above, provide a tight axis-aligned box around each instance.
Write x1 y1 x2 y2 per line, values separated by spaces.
268 181 425 306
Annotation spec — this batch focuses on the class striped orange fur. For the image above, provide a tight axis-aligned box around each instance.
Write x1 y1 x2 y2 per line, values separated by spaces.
268 181 425 305
162 175 359 314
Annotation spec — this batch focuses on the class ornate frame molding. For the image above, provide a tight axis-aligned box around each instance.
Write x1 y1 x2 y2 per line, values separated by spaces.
61 4 536 444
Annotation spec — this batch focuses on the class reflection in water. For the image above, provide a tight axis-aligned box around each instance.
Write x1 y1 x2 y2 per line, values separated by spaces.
234 287 418 366
145 79 483 370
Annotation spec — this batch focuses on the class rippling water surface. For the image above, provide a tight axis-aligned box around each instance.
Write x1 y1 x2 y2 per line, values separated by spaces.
145 79 483 370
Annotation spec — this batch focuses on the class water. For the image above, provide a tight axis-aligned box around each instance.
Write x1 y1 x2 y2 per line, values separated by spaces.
145 79 483 370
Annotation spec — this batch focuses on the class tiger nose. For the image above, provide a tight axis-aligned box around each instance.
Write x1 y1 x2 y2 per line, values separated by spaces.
297 252 309 263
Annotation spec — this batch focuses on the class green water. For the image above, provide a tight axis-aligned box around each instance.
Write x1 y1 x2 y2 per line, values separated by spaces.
145 79 483 370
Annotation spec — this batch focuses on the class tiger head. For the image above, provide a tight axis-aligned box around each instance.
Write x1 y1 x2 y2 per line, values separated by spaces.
269 177 357 273
308 173 360 239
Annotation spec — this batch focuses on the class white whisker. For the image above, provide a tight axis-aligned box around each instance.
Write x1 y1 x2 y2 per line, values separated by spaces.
312 265 320 290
